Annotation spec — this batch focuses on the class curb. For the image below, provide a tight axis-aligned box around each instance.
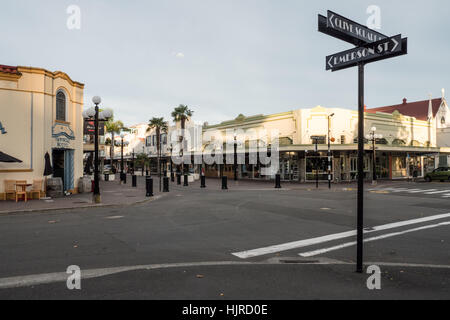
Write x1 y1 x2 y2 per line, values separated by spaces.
0 194 165 216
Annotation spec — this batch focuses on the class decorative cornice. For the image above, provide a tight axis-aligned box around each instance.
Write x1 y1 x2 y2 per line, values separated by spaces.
17 66 84 89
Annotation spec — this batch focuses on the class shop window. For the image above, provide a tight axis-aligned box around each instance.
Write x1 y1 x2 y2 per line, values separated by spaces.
392 139 406 146
311 136 326 144
56 91 66 121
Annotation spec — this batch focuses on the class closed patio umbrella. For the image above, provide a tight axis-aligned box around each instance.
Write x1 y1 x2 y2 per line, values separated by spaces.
0 151 22 163
43 152 53 176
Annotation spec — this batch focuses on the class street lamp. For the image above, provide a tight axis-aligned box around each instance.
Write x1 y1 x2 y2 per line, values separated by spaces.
119 133 129 183
327 113 335 189
234 133 238 181
83 97 113 204
366 127 382 185
169 144 174 182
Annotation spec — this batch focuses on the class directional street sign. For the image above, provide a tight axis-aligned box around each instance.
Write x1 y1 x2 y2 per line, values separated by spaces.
318 10 408 274
326 34 407 71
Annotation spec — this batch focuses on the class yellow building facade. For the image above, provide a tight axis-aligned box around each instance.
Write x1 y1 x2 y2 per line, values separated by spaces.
0 65 84 197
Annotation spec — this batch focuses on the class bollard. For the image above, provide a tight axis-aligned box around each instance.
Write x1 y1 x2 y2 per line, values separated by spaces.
163 177 170 192
171 171 175 183
184 174 189 186
200 175 206 188
222 176 228 190
275 174 282 189
146 177 153 197
123 173 127 185
177 173 181 185
104 174 109 182
132 175 137 187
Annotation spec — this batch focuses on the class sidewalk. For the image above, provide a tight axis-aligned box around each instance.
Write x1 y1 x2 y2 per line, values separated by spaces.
0 175 165 215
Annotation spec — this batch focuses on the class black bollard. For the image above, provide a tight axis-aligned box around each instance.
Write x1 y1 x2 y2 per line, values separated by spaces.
184 174 189 186
104 174 109 182
222 176 228 190
200 175 206 188
163 177 170 192
171 171 175 183
132 175 137 187
146 177 153 197
123 173 127 185
177 173 181 185
275 174 282 189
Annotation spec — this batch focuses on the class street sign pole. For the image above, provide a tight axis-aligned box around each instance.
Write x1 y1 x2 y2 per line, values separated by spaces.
357 62 365 273
318 10 407 274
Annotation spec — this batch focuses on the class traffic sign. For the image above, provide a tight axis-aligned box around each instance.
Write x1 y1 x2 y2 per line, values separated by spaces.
318 11 388 46
326 34 407 71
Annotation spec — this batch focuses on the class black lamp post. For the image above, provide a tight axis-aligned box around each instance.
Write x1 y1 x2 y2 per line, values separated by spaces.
366 127 382 185
234 134 238 181
327 113 335 189
120 133 128 183
83 97 112 204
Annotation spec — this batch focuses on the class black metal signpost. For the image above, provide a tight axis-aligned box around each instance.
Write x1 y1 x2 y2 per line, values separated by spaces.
318 10 407 273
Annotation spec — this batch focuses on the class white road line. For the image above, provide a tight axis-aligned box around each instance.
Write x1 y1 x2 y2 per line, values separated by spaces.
232 213 450 259
425 190 450 195
299 221 450 257
407 189 437 193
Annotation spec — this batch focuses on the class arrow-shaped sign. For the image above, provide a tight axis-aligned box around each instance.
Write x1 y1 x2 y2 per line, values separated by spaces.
319 11 388 46
326 35 407 71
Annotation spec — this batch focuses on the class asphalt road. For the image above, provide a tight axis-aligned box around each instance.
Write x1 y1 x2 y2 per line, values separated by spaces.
0 179 449 299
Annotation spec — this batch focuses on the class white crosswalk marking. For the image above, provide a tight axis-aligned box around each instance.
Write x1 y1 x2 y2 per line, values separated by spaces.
408 189 437 193
425 190 450 195
370 187 450 198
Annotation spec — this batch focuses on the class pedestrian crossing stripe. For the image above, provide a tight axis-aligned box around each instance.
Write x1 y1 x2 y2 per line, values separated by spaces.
369 187 450 198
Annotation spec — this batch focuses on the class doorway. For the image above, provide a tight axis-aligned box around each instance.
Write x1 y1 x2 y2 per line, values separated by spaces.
52 149 74 192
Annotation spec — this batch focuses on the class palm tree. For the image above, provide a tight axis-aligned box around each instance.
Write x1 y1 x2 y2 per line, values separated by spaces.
105 119 128 171
136 153 150 176
171 105 194 174
147 117 168 191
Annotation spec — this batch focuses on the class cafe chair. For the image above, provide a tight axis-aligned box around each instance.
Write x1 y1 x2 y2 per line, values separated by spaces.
30 180 44 200
15 180 27 203
4 180 16 201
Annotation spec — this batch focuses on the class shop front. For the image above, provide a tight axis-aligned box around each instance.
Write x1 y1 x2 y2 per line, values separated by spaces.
0 65 84 198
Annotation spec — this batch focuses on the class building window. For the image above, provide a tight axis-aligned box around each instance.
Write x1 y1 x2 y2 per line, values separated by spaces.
340 135 346 144
56 91 66 121
441 117 446 125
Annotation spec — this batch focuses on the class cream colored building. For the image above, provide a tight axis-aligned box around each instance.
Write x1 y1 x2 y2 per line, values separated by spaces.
0 65 84 197
201 93 448 181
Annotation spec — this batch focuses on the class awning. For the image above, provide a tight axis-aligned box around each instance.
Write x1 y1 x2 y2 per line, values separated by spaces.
0 151 23 163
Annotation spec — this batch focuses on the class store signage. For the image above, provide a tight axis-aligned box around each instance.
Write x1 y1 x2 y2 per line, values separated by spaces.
52 122 75 143
84 120 105 136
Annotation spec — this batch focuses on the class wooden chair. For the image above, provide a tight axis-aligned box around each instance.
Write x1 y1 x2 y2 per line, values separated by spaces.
4 180 16 201
30 180 44 200
15 180 27 203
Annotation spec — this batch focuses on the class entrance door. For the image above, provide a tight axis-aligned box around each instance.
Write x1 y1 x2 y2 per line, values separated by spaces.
52 149 65 186
52 149 74 192
64 150 74 191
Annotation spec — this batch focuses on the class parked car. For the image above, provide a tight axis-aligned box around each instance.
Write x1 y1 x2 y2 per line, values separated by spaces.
424 167 450 182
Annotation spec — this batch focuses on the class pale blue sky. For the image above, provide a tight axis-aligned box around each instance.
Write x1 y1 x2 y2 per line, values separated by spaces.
1 0 448 126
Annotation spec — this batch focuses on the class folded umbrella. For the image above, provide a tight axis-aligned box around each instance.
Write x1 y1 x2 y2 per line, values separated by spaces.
43 152 53 176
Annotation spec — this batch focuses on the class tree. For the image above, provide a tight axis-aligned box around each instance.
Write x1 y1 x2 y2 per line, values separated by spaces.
171 105 194 174
136 153 150 176
147 117 168 190
105 119 128 169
